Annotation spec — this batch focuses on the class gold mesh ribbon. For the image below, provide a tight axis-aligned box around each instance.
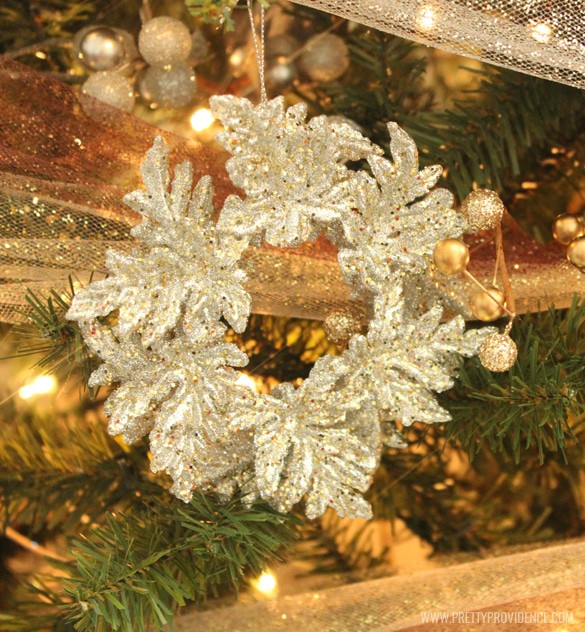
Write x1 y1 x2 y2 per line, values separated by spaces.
293 0 585 89
0 56 584 325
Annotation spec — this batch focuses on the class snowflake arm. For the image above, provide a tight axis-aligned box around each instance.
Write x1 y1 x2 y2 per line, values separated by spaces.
211 95 379 247
67 140 252 342
339 123 465 292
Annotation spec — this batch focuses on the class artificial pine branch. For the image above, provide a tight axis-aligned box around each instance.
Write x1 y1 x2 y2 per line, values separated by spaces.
0 405 155 534
184 0 272 29
2 496 298 632
372 422 585 552
7 278 97 388
442 295 585 462
60 497 297 631
1 395 299 629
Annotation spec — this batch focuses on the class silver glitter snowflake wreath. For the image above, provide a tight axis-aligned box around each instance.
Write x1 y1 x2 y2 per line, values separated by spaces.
67 96 494 519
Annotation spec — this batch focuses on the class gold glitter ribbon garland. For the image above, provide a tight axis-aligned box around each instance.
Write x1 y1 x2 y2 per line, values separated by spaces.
0 56 584 324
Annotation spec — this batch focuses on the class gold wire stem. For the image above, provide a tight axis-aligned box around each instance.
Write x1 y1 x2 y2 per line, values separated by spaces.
494 221 517 315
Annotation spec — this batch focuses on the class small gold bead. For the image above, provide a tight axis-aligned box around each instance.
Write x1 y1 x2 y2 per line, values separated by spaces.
553 214 584 246
433 238 470 275
479 333 517 372
567 235 585 268
469 286 506 321
323 309 362 347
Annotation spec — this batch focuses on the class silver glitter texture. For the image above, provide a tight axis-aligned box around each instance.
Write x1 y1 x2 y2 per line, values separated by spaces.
333 286 495 426
68 138 252 345
231 357 379 519
210 95 379 247
68 96 495 519
338 123 465 294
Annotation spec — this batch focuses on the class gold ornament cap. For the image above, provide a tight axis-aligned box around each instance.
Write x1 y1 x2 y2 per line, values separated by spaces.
567 235 585 268
469 286 506 321
553 214 585 246
323 309 362 347
460 189 505 232
479 333 518 372
433 238 470 275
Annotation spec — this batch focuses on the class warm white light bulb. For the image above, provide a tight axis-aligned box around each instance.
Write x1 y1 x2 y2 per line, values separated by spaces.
255 571 277 595
19 375 57 399
418 5 436 31
190 108 215 132
235 373 257 392
531 22 552 44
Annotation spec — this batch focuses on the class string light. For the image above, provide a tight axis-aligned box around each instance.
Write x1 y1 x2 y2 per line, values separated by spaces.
190 107 215 132
229 48 246 70
418 5 436 31
252 570 278 595
18 375 57 399
235 373 258 392
531 22 552 44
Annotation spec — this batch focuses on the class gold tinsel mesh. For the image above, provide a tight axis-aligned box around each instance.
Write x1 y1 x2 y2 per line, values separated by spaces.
0 56 584 325
294 0 585 89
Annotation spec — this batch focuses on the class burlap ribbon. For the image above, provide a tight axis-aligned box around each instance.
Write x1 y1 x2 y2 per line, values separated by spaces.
178 539 585 631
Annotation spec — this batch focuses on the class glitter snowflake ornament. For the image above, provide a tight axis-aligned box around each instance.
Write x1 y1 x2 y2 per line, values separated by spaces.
211 95 379 247
231 355 379 518
68 94 494 520
68 138 251 345
339 123 465 294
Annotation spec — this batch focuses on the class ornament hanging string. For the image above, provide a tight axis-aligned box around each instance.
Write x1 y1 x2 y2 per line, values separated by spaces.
247 0 268 103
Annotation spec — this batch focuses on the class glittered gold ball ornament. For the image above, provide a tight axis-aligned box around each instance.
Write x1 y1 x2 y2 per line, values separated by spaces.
138 16 192 67
479 333 518 372
299 33 350 82
82 71 135 112
469 286 506 321
460 189 505 232
139 63 197 109
432 238 470 275
323 309 362 346
553 214 585 246
76 26 125 71
567 235 585 268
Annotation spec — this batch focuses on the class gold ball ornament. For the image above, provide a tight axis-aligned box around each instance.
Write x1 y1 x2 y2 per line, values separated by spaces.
433 239 470 275
323 309 362 347
553 214 585 246
469 286 506 321
460 189 505 232
479 333 518 372
566 235 585 269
